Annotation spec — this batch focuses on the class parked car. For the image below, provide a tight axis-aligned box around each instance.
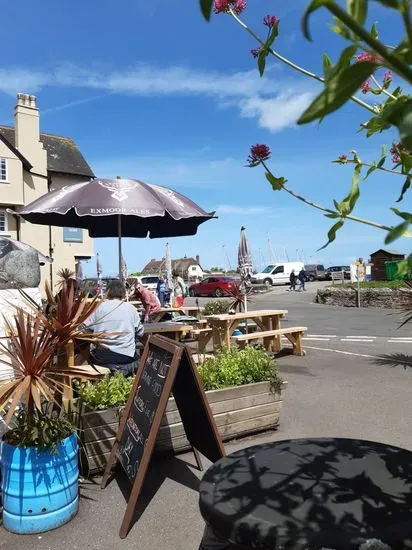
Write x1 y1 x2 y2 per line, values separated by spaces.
304 264 326 281
129 275 159 292
252 262 304 286
189 276 237 297
325 266 351 280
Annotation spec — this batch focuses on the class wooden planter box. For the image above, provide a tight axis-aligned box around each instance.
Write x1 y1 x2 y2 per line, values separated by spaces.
79 381 287 475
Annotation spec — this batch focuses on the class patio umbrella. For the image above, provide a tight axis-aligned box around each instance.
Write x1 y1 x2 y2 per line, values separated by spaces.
96 252 102 280
237 226 253 312
0 236 52 266
165 242 173 305
20 178 215 281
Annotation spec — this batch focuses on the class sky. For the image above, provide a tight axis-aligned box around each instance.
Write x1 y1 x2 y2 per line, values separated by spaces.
0 0 409 276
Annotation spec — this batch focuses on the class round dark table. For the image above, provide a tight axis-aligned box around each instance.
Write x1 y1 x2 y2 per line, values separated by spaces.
199 438 412 550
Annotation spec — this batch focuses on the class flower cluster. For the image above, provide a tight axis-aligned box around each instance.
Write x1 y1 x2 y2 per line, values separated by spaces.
250 46 262 58
337 154 348 163
356 51 378 64
214 0 246 15
263 15 278 28
247 144 271 166
390 142 410 164
360 79 372 94
383 71 393 85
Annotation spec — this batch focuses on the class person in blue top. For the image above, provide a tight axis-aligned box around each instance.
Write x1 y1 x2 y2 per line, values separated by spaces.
156 276 166 306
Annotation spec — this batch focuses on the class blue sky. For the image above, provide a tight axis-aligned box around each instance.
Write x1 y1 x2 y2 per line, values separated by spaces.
0 0 408 275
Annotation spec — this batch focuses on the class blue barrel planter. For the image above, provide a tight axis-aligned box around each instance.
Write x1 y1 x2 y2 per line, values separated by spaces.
0 433 79 534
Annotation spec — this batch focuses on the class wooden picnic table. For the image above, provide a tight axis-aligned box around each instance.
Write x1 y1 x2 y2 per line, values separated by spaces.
150 306 202 323
143 322 194 342
205 309 288 351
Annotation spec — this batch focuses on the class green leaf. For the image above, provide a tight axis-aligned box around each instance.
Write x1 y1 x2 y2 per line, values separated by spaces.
325 212 341 218
380 97 412 149
393 37 412 64
257 49 267 76
347 0 367 25
318 219 345 250
199 0 213 21
265 171 287 190
302 0 334 41
371 0 400 7
266 20 280 48
391 207 412 221
338 162 361 213
395 176 412 202
360 115 391 137
364 164 377 179
323 54 332 80
385 220 410 244
370 22 379 39
298 61 377 125
330 16 352 40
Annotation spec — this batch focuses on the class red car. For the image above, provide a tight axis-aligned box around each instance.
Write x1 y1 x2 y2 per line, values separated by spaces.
189 276 237 298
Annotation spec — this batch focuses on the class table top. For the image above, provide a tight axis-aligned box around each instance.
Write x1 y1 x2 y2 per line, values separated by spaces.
199 437 412 549
144 322 194 333
205 309 288 321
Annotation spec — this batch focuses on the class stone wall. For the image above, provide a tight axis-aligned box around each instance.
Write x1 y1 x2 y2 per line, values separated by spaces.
316 286 412 309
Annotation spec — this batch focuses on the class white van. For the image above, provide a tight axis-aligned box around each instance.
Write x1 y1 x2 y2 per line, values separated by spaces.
252 262 304 286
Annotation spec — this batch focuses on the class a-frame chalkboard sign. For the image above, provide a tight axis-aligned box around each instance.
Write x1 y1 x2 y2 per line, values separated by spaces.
101 334 225 538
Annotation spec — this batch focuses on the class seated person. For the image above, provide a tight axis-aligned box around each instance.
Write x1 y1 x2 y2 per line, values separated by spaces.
134 283 161 322
84 280 144 376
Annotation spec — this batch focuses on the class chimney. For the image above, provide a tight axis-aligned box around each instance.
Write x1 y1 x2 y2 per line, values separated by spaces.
196 254 200 264
14 93 47 175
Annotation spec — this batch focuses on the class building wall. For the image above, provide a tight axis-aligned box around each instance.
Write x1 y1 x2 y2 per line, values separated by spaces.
370 252 405 281
0 140 24 206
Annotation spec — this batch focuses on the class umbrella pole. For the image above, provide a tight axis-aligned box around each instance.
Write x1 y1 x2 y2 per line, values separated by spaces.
118 215 122 283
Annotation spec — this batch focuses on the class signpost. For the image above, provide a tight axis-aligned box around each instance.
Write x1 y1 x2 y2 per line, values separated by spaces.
101 335 225 539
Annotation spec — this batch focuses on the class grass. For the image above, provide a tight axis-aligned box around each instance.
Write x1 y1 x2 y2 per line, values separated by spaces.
332 280 408 289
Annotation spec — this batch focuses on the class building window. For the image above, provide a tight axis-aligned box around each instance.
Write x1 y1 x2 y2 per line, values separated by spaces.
63 227 83 243
0 210 8 233
0 158 7 182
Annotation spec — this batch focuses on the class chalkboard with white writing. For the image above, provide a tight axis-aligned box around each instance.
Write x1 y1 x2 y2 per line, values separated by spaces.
101 334 225 539
118 344 173 482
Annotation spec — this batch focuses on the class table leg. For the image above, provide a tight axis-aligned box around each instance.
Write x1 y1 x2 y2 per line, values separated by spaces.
223 321 231 350
212 322 224 352
272 315 282 352
261 317 273 352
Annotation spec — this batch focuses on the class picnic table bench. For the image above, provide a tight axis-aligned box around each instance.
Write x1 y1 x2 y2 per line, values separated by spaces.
231 326 307 356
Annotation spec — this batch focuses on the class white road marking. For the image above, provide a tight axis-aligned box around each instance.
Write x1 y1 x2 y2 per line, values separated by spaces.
346 335 377 339
308 334 337 338
387 339 412 344
305 346 378 359
302 337 331 341
387 337 412 340
340 338 375 343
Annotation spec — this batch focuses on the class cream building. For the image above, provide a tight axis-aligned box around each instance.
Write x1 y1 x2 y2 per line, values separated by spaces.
0 93 94 289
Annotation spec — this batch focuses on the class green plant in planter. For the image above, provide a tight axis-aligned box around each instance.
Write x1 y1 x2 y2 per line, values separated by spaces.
202 300 232 316
77 373 134 411
197 345 282 392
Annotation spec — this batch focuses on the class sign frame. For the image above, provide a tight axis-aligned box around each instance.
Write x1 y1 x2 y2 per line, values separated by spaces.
101 334 225 539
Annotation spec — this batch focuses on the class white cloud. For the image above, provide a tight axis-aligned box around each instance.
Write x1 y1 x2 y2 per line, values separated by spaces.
0 64 317 132
217 204 272 215
239 91 316 133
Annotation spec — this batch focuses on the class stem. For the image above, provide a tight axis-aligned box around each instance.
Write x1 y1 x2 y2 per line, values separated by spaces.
402 1 412 46
342 159 404 176
326 3 412 83
370 74 397 100
261 162 392 232
229 10 377 114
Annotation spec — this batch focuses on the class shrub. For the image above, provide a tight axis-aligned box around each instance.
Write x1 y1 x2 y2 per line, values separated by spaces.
78 373 134 411
197 346 282 392
202 300 231 316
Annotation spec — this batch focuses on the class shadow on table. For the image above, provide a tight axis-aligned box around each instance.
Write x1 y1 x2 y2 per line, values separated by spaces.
372 353 412 370
116 453 201 534
200 438 412 550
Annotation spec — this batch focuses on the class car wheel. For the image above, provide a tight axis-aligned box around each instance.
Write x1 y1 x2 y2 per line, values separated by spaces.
189 289 196 297
263 278 272 287
308 275 316 282
215 288 223 297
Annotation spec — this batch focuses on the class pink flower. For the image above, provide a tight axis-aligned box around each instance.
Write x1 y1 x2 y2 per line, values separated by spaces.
247 144 271 166
360 79 372 94
383 71 393 84
338 155 347 163
250 47 262 58
356 51 378 64
390 142 410 164
214 0 246 14
263 15 278 28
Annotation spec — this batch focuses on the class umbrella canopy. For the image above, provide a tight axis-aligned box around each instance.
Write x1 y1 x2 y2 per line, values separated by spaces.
238 226 253 282
0 236 52 266
20 178 215 238
20 178 215 282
